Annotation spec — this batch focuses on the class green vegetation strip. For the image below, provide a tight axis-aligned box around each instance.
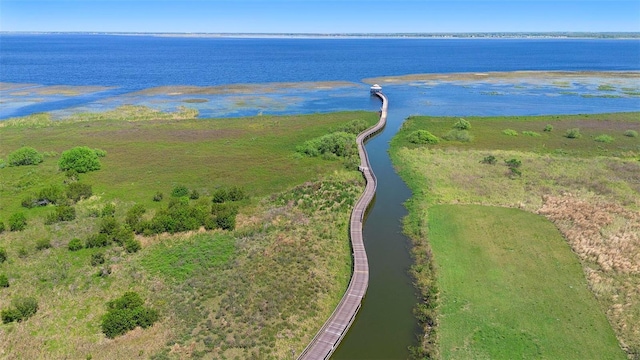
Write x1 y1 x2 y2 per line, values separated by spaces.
429 205 624 359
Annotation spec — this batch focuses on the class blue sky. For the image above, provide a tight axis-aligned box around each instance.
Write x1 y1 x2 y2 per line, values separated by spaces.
1 1 639 33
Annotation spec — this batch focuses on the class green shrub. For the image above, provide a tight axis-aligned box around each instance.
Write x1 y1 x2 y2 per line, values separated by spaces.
58 146 101 173
7 147 43 167
99 216 119 236
101 292 158 338
594 134 614 143
481 155 497 165
45 205 76 224
93 148 107 157
85 234 110 248
2 297 38 323
66 183 93 202
522 131 541 137
544 124 554 132
0 248 6 263
35 239 51 251
124 238 141 253
444 130 473 142
297 132 357 158
140 201 209 235
211 203 239 231
623 130 638 138
171 185 190 198
125 204 146 228
505 158 522 168
333 119 369 134
407 130 440 145
101 203 116 217
152 192 163 202
68 238 83 251
189 189 200 200
565 128 582 139
9 213 27 231
0 275 9 288
453 118 471 130
212 186 246 203
0 221 5 233
90 252 105 267
23 185 66 208
502 129 518 136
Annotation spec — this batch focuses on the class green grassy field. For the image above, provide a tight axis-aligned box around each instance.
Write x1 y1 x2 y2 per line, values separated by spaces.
0 108 378 359
429 205 624 359
390 112 640 359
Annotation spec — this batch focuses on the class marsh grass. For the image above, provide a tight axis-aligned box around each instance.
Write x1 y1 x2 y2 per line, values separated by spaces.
0 108 375 358
391 112 640 358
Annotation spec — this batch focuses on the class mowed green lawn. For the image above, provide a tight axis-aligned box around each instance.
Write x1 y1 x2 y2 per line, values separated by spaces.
428 204 625 359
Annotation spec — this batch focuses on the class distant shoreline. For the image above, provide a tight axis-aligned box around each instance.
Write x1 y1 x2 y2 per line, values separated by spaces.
1 31 639 40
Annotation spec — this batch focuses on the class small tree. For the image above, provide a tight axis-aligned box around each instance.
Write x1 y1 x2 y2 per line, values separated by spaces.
66 183 93 202
481 155 497 165
544 124 553 132
7 147 43 167
58 146 101 173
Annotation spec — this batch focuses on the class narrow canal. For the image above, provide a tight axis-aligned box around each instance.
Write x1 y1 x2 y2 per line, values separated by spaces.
332 90 420 359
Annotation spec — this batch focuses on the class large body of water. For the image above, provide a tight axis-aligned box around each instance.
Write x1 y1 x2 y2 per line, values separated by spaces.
1 35 639 359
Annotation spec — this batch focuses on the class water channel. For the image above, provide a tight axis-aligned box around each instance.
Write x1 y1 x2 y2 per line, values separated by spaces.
333 90 420 359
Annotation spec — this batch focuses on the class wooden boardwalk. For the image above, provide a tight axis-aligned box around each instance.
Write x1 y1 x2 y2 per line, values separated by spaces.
298 92 388 360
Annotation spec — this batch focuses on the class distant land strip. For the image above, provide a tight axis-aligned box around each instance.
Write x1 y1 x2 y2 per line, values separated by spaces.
1 32 639 39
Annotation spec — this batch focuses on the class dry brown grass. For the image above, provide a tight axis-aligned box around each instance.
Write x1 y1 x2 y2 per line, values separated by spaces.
538 195 640 356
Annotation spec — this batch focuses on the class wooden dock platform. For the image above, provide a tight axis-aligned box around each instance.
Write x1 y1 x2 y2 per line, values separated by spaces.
298 92 388 359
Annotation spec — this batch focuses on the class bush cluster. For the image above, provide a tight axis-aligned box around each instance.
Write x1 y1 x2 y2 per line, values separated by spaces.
212 186 246 204
481 155 497 165
153 191 164 202
171 185 190 198
544 124 554 132
21 185 66 208
502 129 519 136
84 217 140 253
58 146 103 173
1 297 38 324
407 130 440 145
522 131 541 137
297 131 357 158
0 247 7 263
7 147 43 167
505 158 522 177
66 183 93 202
138 200 209 235
623 130 638 138
333 119 369 134
101 292 158 339
45 205 76 225
0 221 4 233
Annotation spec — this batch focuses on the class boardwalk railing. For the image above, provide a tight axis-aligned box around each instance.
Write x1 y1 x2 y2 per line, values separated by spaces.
298 92 388 360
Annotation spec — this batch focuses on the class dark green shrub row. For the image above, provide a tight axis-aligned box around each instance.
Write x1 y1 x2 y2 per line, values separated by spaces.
332 119 369 134
137 200 209 234
296 131 357 158
0 248 6 263
84 217 140 253
7 147 43 167
212 186 246 204
1 297 38 324
22 183 92 208
101 292 158 338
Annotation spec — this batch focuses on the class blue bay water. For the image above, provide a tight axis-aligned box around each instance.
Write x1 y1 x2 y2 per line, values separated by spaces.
1 35 639 359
